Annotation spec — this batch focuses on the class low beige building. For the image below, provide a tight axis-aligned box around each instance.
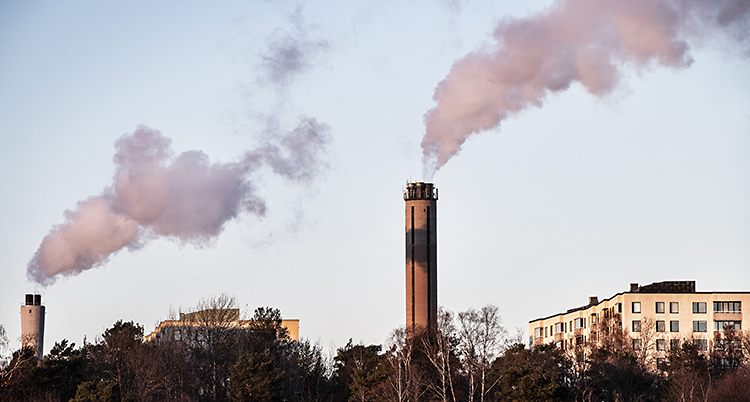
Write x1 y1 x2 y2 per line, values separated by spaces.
529 281 748 353
145 308 299 343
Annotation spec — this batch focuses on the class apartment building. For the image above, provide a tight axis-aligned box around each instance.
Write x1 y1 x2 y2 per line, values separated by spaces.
529 281 749 352
145 308 299 343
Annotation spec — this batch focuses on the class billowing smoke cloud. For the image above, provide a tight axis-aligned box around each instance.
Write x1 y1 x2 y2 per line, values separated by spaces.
422 0 750 177
28 119 330 285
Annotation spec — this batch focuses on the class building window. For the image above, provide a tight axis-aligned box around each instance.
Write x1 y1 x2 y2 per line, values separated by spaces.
695 339 708 351
656 302 665 314
544 327 548 337
617 303 622 314
670 302 679 314
670 339 680 350
574 318 585 329
670 321 679 332
555 323 564 333
632 320 641 332
692 302 707 314
714 321 742 331
693 321 707 332
713 302 741 313
535 327 543 338
656 339 666 351
632 302 641 313
656 320 666 332
633 339 642 350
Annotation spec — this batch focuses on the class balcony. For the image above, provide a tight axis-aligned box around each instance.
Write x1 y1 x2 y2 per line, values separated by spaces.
713 312 742 321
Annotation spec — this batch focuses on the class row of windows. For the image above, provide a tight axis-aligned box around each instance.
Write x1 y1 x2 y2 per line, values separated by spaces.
632 320 681 332
535 301 742 339
631 301 741 314
634 339 709 352
631 320 742 333
715 321 742 331
547 334 712 353
536 316 592 338
714 302 741 313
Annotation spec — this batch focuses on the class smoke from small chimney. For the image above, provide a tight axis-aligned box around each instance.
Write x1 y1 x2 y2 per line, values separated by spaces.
421 0 750 177
27 119 329 285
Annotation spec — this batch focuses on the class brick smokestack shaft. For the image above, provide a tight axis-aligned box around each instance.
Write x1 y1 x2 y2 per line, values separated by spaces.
404 182 438 333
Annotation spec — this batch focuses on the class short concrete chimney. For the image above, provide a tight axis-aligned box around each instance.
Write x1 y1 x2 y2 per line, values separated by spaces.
589 296 598 305
630 283 639 292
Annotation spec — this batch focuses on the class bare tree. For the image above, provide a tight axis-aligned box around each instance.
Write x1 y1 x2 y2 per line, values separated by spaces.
633 316 657 369
0 325 10 369
383 328 411 402
383 328 419 402
709 326 746 373
662 336 710 402
420 307 458 402
0 346 36 396
456 305 508 402
179 293 242 402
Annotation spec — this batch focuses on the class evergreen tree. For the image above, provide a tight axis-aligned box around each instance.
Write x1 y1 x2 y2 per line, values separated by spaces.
229 351 284 402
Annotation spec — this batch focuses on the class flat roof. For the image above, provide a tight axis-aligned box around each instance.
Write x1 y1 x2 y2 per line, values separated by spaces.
529 290 750 323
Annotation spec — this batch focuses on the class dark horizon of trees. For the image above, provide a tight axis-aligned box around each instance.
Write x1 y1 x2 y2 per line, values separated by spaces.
2 296 750 402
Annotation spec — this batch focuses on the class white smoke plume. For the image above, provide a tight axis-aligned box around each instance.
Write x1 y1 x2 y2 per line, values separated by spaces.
422 0 750 177
259 7 330 89
28 119 330 285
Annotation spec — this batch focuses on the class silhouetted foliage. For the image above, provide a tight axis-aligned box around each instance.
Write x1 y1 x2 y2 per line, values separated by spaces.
661 340 710 402
0 346 37 401
708 365 750 402
70 380 121 402
279 339 333 402
3 300 750 402
33 339 87 401
229 351 284 402
492 343 567 402
333 340 386 402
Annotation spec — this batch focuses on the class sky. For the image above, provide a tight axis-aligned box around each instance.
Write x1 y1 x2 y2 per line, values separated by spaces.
1 0 749 356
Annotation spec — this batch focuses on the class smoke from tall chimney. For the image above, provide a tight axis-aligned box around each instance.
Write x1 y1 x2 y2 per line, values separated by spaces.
421 0 750 177
28 119 329 285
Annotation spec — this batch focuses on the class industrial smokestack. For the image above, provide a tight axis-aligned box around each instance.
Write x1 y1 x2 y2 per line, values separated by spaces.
404 182 438 334
421 0 750 177
21 294 45 360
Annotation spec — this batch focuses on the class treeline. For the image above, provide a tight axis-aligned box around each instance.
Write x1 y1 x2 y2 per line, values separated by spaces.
1 300 750 402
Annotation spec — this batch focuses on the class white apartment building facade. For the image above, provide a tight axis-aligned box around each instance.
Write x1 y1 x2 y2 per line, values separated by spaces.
529 281 749 353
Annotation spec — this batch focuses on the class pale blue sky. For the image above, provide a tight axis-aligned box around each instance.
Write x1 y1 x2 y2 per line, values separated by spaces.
1 0 749 354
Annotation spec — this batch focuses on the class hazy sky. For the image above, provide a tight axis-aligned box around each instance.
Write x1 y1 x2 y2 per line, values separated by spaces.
1 0 749 355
